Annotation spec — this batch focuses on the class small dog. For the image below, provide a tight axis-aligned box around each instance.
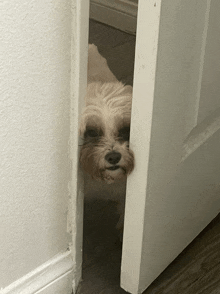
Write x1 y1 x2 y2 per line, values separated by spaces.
79 44 134 234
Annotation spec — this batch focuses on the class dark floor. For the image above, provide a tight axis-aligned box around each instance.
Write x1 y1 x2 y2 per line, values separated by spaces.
77 19 220 294
88 19 136 86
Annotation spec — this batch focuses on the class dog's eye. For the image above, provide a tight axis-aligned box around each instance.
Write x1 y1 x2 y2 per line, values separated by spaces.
118 126 130 141
84 128 99 138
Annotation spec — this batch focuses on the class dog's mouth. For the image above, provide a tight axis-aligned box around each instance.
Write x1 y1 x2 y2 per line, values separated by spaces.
102 166 127 183
106 165 120 171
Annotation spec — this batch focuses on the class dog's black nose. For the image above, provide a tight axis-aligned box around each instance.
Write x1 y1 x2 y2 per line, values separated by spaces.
105 152 121 165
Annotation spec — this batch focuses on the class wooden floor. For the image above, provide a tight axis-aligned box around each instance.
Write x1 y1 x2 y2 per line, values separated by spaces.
77 19 220 294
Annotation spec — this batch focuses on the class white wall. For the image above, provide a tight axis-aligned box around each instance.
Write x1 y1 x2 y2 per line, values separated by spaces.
0 0 71 289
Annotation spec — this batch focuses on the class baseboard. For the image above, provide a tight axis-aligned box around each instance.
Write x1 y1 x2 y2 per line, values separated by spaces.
1 251 75 294
90 0 137 35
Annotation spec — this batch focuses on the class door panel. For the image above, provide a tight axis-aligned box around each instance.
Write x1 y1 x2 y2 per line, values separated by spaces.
197 1 220 123
121 0 220 293
137 127 220 293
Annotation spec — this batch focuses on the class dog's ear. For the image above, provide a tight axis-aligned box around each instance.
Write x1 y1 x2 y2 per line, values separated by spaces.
85 82 100 105
123 85 133 95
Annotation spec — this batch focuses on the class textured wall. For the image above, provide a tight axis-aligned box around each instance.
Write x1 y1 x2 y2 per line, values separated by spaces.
0 0 71 288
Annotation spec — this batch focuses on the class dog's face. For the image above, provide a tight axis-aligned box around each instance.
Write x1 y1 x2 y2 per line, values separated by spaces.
79 81 134 184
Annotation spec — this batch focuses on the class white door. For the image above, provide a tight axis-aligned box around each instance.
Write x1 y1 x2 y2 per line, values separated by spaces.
121 0 220 293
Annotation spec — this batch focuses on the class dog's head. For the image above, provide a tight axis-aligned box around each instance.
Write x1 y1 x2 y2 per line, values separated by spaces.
79 81 134 184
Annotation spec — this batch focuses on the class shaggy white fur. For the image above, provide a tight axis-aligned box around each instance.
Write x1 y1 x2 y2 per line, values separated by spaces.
79 44 134 235
80 44 134 184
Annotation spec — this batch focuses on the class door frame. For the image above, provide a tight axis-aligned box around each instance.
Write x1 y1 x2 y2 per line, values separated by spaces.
70 1 220 294
69 0 90 292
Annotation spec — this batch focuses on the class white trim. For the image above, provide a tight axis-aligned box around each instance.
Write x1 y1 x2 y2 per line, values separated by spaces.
90 0 137 35
117 0 138 9
69 0 89 292
91 0 138 16
1 251 74 294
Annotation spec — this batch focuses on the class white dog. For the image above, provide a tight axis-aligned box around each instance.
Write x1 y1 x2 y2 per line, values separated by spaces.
79 44 134 234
